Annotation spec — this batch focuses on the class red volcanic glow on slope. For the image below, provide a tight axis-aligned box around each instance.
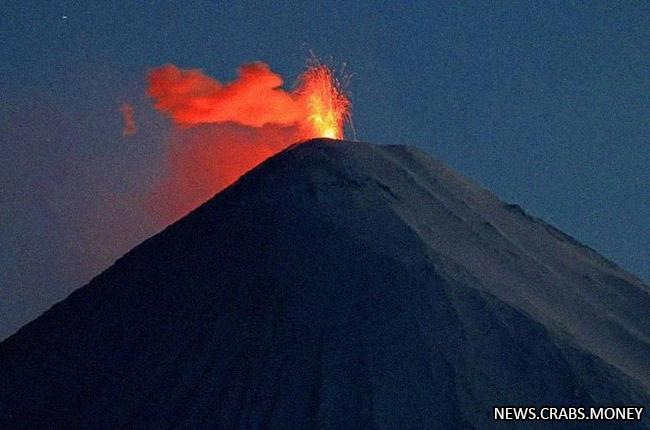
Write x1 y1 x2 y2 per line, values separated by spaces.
145 60 351 223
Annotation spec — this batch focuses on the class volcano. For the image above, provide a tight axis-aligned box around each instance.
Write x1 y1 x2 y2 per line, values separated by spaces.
1 139 649 429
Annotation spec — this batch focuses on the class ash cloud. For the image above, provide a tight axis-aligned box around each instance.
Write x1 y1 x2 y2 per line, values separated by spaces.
147 63 304 128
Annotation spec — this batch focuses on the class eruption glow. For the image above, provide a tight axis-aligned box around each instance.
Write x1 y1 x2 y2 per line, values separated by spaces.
297 64 350 139
148 61 349 140
145 59 351 223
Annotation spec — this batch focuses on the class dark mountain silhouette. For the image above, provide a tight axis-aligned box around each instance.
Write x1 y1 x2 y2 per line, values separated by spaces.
1 139 648 429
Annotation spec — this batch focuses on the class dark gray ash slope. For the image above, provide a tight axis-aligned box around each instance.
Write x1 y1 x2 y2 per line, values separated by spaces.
1 139 649 429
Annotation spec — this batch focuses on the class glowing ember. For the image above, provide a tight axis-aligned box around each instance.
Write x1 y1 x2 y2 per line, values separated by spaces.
296 64 350 139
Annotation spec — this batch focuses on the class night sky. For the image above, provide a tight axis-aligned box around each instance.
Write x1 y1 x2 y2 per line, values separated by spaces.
1 1 648 340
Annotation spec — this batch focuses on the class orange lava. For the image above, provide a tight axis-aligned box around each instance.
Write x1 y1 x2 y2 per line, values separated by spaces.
296 64 350 139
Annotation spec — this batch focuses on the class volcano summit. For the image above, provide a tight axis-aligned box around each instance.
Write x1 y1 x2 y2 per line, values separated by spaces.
1 139 648 429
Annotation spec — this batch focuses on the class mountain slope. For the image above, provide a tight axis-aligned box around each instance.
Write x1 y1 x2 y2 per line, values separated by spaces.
1 139 648 429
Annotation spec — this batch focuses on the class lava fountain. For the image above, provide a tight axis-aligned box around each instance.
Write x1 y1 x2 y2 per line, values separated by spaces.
296 63 350 139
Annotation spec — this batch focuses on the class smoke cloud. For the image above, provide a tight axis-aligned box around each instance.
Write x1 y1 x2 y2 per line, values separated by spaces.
148 63 304 128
